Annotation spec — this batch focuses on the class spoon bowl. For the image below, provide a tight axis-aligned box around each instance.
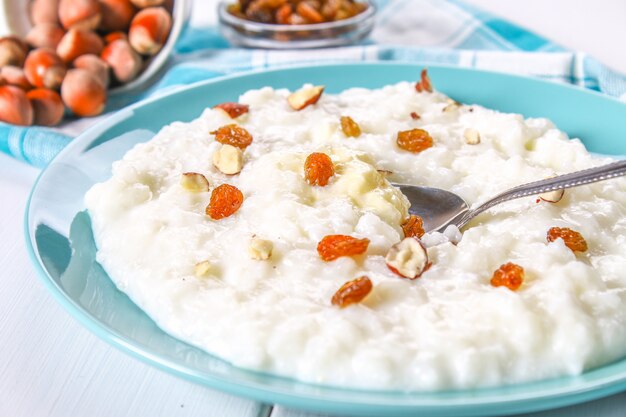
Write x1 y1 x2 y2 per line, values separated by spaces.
395 159 626 234
395 185 468 233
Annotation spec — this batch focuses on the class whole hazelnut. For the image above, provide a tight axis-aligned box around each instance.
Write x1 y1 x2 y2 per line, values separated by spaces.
0 37 29 67
100 0 137 32
0 86 34 126
25 24 66 49
128 7 172 56
27 88 65 126
101 39 143 83
73 54 110 88
59 0 102 31
0 66 32 90
61 68 107 117
30 0 60 25
23 48 67 90
57 29 104 62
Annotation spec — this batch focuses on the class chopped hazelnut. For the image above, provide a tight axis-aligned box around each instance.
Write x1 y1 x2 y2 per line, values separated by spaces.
538 188 565 203
463 128 481 145
385 237 430 279
180 172 210 193
249 238 273 260
287 85 324 111
194 260 212 277
213 144 244 175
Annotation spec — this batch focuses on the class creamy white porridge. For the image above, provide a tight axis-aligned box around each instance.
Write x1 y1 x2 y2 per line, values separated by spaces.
85 79 626 390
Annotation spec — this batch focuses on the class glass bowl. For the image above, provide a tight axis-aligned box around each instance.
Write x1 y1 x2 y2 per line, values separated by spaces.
217 0 376 49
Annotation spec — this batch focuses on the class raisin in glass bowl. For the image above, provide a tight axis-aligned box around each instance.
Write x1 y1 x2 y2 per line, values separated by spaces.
218 0 376 49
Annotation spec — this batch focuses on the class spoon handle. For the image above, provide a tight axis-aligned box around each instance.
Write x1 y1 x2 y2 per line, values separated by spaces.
458 159 626 228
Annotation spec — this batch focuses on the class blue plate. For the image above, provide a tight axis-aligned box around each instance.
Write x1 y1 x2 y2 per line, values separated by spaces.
25 63 626 417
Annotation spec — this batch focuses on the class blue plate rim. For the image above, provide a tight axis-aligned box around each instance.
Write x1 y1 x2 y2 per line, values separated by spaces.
24 62 626 416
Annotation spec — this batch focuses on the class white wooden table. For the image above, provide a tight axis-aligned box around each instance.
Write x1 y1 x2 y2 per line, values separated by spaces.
2 1 626 416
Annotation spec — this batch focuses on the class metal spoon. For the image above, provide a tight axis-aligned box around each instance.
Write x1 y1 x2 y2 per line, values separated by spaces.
395 160 626 234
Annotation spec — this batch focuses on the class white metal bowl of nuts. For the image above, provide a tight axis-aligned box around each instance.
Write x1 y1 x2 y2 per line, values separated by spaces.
0 0 191 126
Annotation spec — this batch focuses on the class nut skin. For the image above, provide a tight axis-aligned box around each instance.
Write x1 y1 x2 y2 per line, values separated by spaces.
104 31 128 44
442 101 460 113
57 29 105 62
23 48 67 90
61 68 106 117
0 37 28 67
415 68 433 93
30 0 61 25
100 39 143 83
0 86 34 126
180 172 210 193
43 67 67 91
100 0 138 32
26 88 65 126
25 24 66 49
537 177 565 203
128 7 172 56
73 54 110 88
59 0 102 30
385 237 430 279
287 85 324 111
130 0 166 8
0 66 32 90
213 102 249 119
162 0 174 13
538 188 565 203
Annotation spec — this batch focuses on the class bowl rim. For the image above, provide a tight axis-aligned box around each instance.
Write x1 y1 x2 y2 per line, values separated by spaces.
218 0 376 32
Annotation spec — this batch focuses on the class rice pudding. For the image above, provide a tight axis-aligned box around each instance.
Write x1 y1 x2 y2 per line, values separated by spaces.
85 75 626 390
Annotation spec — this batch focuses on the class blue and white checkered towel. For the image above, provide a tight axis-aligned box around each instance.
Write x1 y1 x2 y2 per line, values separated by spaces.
2 0 625 167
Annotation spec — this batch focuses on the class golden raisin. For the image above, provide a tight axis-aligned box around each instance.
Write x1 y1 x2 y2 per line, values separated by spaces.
490 262 524 291
340 116 361 138
415 68 433 93
275 3 292 23
304 152 334 186
317 235 370 261
547 227 588 252
211 124 253 149
288 12 307 24
402 215 425 238
214 102 250 119
396 128 433 153
331 276 373 308
232 0 368 24
297 2 324 23
321 0 339 20
206 184 244 220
